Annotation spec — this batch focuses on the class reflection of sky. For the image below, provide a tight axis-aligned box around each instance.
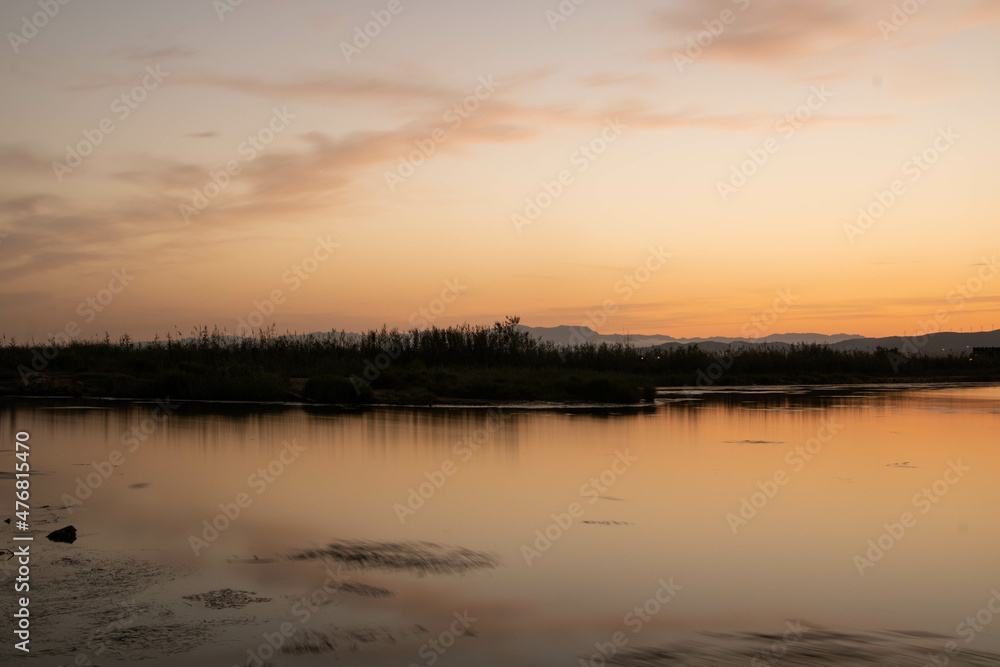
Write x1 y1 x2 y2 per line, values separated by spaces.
1 1 999 339
6 386 1000 664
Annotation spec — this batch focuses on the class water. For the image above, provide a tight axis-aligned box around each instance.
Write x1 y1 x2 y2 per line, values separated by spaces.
2 385 999 666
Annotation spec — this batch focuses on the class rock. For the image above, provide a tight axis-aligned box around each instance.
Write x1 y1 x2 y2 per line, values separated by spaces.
47 525 77 544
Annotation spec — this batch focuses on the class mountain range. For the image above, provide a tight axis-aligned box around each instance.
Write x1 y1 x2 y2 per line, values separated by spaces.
517 326 1000 356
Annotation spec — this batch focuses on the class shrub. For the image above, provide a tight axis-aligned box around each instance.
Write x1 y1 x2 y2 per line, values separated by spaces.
303 375 373 404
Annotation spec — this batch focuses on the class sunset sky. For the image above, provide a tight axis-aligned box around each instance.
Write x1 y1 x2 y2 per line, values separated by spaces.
1 0 998 341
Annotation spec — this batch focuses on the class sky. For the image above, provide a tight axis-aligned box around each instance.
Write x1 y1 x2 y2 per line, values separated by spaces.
1 0 998 341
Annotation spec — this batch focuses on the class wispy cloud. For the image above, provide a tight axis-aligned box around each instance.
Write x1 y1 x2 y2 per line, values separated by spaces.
577 72 661 88
0 145 53 176
651 0 999 68
654 0 877 64
111 45 199 62
65 71 458 107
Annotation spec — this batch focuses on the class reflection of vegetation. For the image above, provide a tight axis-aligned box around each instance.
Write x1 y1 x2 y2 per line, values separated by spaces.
1 317 996 404
287 539 500 576
608 628 1000 666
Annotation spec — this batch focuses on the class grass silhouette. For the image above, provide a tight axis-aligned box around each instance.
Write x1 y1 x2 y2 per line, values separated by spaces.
1 317 995 403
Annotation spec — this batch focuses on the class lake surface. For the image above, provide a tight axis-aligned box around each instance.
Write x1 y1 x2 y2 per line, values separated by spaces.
2 384 1000 666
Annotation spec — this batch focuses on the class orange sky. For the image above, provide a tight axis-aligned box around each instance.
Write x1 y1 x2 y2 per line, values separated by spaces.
1 0 998 340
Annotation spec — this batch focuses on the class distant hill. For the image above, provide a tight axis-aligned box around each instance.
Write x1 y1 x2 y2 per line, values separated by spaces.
830 330 1000 355
517 325 1000 357
516 325 864 348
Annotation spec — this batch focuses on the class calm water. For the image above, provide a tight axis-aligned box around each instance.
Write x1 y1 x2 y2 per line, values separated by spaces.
2 385 1000 665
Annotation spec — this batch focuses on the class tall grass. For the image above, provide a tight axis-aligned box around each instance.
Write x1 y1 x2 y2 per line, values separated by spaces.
1 316 995 402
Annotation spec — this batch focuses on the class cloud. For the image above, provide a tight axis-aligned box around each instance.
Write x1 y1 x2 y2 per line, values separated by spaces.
654 0 876 64
179 73 458 104
0 194 61 216
62 67 555 114
652 0 999 67
577 72 661 88
935 0 1000 32
0 145 53 176
65 71 459 107
0 77 892 285
112 46 199 62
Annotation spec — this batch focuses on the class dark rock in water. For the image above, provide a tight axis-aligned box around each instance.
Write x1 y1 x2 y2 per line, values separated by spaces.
3 518 9 524
47 525 77 544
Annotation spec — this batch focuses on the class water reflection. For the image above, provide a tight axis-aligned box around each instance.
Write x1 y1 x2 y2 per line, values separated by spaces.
0 384 998 666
